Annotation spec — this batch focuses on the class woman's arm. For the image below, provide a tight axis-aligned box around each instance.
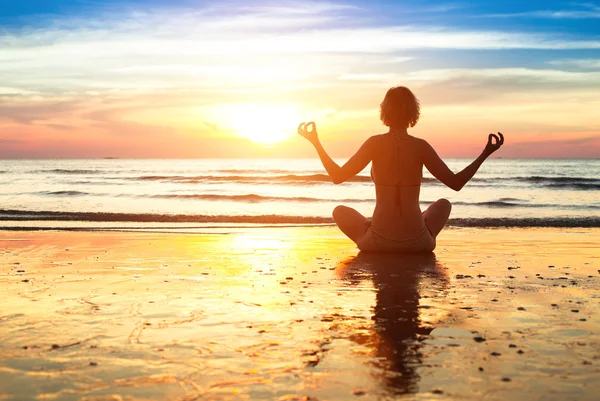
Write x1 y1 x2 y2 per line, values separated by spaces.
298 122 374 184
423 133 504 191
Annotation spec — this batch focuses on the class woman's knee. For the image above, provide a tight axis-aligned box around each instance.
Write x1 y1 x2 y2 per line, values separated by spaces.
332 205 351 220
431 198 452 219
437 198 452 212
425 237 437 252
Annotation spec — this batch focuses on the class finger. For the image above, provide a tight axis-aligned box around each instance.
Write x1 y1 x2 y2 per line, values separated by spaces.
306 122 316 132
490 133 500 145
487 133 494 145
498 132 504 145
297 122 305 134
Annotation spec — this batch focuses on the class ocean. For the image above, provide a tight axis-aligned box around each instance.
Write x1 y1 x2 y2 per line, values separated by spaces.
1 158 599 230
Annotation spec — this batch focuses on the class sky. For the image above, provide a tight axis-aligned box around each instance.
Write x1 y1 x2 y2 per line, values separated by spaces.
1 0 599 158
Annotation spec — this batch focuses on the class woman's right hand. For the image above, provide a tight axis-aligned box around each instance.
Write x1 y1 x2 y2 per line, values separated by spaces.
484 132 504 156
298 122 319 144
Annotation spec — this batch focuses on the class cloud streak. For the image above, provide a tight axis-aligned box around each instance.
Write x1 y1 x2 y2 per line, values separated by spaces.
549 59 600 70
482 2 600 19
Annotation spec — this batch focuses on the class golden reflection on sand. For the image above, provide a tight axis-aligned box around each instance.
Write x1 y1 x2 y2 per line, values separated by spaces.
1 227 599 400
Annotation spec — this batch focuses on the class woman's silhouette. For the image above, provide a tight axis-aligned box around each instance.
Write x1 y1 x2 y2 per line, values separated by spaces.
298 86 504 252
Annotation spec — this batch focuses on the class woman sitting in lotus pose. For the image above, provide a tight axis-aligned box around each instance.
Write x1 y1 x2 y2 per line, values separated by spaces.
298 86 504 252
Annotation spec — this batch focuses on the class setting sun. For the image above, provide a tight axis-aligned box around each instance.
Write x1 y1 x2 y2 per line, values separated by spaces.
216 103 300 144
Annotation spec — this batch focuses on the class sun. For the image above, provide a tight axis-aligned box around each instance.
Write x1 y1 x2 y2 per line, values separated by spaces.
221 103 300 144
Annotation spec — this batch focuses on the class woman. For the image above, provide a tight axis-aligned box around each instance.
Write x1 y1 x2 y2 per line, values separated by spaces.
298 86 504 252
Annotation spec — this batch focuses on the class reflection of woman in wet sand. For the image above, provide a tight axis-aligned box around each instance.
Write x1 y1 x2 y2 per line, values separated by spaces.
337 252 449 394
298 86 504 252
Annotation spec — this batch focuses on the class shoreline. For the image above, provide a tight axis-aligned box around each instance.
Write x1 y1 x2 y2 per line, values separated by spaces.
1 227 599 400
1 213 600 230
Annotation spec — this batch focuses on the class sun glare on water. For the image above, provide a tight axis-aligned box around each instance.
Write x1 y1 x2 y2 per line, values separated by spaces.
219 103 300 145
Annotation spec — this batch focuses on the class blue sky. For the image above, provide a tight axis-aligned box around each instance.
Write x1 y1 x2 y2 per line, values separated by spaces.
3 0 600 31
1 0 599 158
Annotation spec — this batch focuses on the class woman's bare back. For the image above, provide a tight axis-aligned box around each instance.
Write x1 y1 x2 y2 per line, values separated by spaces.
369 133 428 240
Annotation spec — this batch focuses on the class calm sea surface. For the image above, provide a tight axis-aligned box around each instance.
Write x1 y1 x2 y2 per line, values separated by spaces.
1 158 599 229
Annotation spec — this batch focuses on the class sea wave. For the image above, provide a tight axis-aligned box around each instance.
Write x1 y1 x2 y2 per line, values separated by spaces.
448 217 600 228
37 191 90 196
123 174 600 190
452 200 524 208
515 176 600 190
31 169 104 175
215 169 296 174
147 194 598 209
151 194 370 203
21 170 600 191
134 174 443 185
1 210 599 227
518 176 599 183
136 174 373 184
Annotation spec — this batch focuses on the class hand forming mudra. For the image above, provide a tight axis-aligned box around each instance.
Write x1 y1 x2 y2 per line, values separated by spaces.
298 122 318 144
485 132 504 156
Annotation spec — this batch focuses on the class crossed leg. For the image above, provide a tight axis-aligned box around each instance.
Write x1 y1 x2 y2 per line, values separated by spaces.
422 198 452 238
332 199 452 251
331 205 370 246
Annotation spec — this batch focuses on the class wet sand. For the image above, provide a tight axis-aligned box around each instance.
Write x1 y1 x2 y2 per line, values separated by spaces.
1 227 599 400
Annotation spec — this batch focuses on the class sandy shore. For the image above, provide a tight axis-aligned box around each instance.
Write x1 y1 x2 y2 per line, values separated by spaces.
1 227 599 400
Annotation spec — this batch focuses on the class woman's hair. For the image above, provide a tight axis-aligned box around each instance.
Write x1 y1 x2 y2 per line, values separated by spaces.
380 86 420 128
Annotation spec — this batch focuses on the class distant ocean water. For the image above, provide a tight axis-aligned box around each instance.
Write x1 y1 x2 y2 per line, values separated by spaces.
1 159 599 230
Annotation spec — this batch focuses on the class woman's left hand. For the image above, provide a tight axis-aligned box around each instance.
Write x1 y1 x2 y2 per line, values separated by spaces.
297 121 319 144
484 132 504 156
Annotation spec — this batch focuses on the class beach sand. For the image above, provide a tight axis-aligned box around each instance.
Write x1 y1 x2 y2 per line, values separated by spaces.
1 227 599 400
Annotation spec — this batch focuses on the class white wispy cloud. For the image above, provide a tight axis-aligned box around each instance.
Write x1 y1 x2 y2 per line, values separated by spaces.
484 2 600 18
549 59 600 69
339 73 397 81
404 67 600 85
421 3 467 13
